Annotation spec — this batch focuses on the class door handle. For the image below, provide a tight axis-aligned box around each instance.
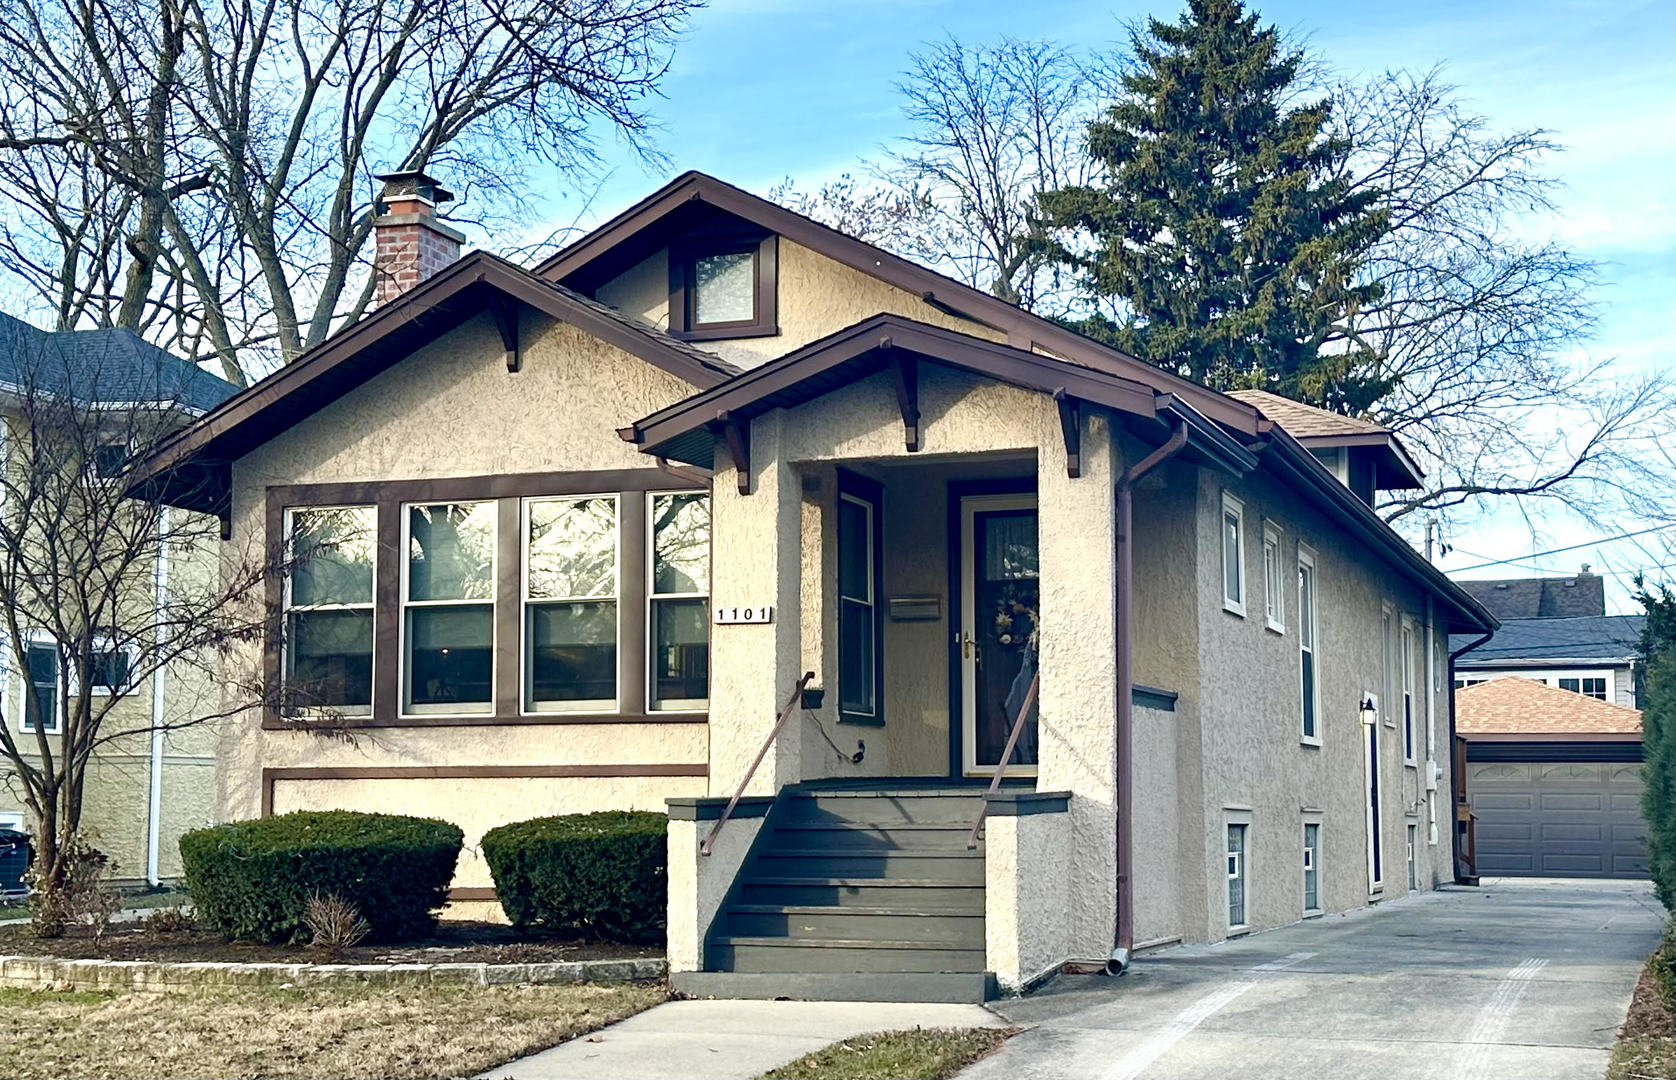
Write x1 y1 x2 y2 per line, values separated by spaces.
959 632 980 666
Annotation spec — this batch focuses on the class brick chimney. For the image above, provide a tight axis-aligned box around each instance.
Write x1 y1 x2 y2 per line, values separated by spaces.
372 170 465 305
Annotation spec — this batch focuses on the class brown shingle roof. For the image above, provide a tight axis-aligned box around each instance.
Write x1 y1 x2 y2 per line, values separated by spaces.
1225 388 1389 438
1455 676 1643 737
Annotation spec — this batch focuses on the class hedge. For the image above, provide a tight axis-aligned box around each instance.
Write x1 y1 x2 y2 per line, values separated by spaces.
1638 583 1674 911
180 811 463 944
481 811 666 944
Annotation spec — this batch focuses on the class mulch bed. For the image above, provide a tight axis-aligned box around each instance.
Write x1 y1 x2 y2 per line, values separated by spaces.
0 919 658 965
1621 965 1676 1041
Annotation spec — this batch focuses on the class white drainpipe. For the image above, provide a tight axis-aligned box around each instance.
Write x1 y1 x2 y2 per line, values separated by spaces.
146 508 169 886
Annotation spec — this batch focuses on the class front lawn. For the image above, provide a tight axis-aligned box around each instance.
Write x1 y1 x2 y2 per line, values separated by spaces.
760 1027 1012 1080
0 981 666 1080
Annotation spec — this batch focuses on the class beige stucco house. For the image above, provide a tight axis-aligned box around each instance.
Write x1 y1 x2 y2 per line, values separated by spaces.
0 313 234 886
133 170 1496 999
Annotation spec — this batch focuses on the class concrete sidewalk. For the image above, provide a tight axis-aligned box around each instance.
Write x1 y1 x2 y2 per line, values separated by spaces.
476 998 1005 1080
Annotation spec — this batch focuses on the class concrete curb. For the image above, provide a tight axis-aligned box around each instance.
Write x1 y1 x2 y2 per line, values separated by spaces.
0 953 667 991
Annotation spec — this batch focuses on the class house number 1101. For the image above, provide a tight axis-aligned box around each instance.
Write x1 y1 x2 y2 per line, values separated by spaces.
714 605 774 625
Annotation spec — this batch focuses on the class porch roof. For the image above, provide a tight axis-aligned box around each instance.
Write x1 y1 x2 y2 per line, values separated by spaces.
620 312 1251 475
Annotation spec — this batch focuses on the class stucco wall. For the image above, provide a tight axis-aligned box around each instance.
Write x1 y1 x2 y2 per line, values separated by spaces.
217 309 714 892
985 807 1071 994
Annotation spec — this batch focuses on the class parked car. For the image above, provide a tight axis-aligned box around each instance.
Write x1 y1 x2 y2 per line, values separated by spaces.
0 828 30 897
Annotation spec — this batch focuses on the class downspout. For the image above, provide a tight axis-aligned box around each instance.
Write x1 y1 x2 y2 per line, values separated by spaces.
145 508 169 887
1447 627 1494 884
1109 419 1189 975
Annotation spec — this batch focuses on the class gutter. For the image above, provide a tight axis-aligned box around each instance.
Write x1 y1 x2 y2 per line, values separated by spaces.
1110 418 1189 975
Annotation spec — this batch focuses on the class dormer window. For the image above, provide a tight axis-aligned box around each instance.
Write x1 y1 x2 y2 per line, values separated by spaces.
669 234 777 340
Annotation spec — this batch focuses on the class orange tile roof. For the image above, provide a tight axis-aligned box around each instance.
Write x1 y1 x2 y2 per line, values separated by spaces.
1225 388 1390 438
1455 675 1643 736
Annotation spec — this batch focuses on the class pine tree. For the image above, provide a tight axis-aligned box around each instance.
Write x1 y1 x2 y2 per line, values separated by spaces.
1040 0 1389 410
1636 579 1676 910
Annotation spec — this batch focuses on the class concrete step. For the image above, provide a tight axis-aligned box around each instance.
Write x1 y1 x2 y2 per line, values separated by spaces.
740 877 986 911
709 935 987 974
767 821 982 851
781 791 986 827
724 904 985 946
753 849 986 884
672 970 998 1003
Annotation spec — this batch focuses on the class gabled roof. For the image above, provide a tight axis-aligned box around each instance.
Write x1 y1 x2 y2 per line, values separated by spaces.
1452 614 1646 666
538 170 1266 436
1458 572 1606 620
128 250 738 514
1456 676 1642 738
1225 389 1423 490
0 312 238 413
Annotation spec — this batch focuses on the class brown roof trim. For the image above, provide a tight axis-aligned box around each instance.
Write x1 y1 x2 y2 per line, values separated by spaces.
1291 430 1426 488
538 171 1262 434
623 313 1161 465
128 251 735 513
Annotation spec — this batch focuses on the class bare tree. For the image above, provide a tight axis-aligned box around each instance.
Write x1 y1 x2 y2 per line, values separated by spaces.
0 324 273 934
0 0 702 383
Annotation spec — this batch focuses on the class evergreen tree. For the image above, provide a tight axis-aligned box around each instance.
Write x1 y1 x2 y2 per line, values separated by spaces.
1040 0 1389 409
1636 578 1676 910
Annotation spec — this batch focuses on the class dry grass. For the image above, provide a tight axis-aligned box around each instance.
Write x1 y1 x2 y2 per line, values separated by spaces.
0 980 667 1080
759 1027 1013 1080
1608 961 1676 1080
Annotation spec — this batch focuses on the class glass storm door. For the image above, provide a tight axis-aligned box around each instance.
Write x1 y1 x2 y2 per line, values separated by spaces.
959 494 1039 777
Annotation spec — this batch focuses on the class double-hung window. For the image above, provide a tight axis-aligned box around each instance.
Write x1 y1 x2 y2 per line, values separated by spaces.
1303 822 1321 914
524 496 618 712
1558 676 1607 700
1221 493 1245 616
20 636 62 734
1401 623 1416 765
1227 823 1249 929
649 492 709 711
1297 546 1319 743
1262 523 1284 632
403 502 496 715
283 506 375 715
837 488 879 721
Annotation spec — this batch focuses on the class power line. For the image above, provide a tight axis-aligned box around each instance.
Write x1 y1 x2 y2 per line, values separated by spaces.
1446 523 1675 573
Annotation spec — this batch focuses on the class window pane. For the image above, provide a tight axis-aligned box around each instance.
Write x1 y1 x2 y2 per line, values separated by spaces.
692 250 755 325
839 597 875 714
90 648 129 693
1227 825 1246 925
527 601 617 707
1299 566 1315 647
27 644 57 729
408 503 495 602
286 610 372 710
1304 824 1320 910
838 497 871 602
1301 650 1316 738
406 605 493 710
290 507 375 607
652 597 709 708
528 497 616 600
1223 512 1241 602
653 493 709 595
1264 541 1277 619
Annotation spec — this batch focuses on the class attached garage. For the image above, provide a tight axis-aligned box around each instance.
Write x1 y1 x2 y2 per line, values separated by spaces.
1457 677 1647 880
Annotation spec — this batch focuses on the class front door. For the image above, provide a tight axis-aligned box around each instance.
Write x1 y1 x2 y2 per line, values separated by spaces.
958 493 1039 777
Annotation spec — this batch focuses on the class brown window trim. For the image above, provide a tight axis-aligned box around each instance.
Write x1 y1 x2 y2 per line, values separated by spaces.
263 468 708 730
835 468 885 728
668 233 778 341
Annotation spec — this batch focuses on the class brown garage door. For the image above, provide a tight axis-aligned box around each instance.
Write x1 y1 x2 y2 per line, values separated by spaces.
1469 761 1648 878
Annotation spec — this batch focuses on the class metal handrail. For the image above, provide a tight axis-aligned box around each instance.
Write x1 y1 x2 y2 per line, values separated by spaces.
967 671 1040 850
701 670 816 856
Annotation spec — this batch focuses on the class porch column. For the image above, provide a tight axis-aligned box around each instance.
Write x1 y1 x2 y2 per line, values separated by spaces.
1035 408 1121 960
707 412 805 796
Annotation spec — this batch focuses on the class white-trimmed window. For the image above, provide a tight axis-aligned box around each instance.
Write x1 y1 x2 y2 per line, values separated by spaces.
524 495 618 713
649 492 709 711
1380 605 1397 729
1407 822 1418 891
85 636 137 696
283 505 376 716
1221 493 1245 616
1297 545 1319 743
1262 522 1284 633
1453 676 1487 690
1557 675 1608 700
1401 622 1417 765
403 501 496 715
1227 821 1250 929
19 634 62 735
1303 821 1321 914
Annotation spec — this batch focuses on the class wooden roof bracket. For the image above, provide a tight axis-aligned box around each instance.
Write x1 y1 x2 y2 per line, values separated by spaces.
1054 388 1082 478
887 341 921 452
713 409 751 495
489 295 521 372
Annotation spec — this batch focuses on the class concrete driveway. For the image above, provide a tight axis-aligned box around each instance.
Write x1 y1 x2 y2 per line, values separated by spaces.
966 878 1664 1080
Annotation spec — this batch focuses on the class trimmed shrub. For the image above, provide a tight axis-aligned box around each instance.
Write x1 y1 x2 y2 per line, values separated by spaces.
180 811 462 944
482 811 666 943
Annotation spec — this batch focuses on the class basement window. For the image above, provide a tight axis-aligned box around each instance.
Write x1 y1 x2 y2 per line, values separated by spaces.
670 235 778 341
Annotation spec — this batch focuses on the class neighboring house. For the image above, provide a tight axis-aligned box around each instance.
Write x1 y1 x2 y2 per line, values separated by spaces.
131 170 1496 1000
0 312 237 884
1455 676 1646 879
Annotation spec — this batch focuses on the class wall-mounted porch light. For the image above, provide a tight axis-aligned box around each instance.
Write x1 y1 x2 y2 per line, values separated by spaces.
1359 694 1379 726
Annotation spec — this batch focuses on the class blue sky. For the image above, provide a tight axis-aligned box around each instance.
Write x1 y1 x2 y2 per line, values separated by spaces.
534 0 1674 611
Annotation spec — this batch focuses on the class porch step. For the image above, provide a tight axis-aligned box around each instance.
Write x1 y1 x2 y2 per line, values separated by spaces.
753 849 986 883
724 904 985 945
780 791 987 827
710 936 987 974
672 970 997 1004
769 821 980 850
740 877 986 911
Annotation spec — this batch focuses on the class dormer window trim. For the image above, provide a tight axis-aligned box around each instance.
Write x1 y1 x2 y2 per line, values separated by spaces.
668 233 778 341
